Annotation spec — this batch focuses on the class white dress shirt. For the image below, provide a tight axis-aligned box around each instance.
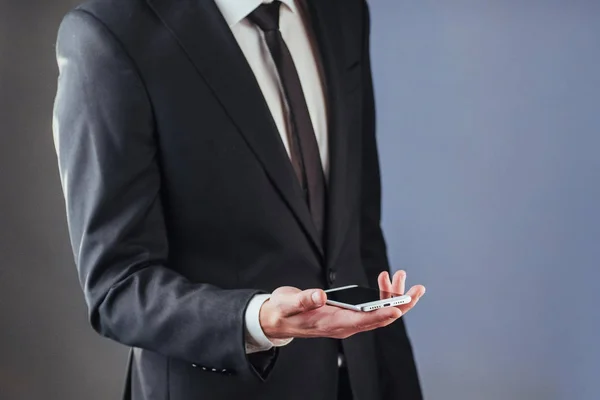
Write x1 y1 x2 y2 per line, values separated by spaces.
213 0 329 353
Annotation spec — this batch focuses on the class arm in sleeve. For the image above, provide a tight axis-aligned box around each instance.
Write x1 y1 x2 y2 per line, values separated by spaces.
52 9 271 381
244 295 293 376
358 2 423 398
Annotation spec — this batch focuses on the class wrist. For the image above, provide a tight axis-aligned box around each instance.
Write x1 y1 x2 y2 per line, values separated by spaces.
259 299 292 341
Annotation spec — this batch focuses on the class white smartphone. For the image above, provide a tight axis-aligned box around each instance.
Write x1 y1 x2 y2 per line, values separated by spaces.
325 285 412 312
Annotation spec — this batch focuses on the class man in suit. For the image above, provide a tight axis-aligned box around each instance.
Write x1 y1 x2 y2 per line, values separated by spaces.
53 0 426 398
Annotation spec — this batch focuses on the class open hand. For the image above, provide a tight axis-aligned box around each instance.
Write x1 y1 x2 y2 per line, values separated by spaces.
259 271 426 341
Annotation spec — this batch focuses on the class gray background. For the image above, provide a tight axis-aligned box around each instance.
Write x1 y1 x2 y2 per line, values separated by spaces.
0 0 598 399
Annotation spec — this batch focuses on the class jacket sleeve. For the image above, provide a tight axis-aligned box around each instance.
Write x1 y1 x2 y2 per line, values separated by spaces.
53 9 269 381
358 2 424 399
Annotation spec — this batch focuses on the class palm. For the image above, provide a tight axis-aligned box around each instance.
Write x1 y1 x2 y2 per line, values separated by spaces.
269 272 425 339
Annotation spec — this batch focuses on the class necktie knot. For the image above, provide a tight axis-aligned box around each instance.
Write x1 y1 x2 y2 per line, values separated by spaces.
248 1 281 32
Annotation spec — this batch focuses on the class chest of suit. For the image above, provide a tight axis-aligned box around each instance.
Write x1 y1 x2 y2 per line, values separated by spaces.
92 0 367 285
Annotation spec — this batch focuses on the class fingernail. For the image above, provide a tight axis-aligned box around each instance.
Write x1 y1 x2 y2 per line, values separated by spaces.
312 291 323 305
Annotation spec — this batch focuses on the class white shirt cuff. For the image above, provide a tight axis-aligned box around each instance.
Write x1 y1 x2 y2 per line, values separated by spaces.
245 294 294 354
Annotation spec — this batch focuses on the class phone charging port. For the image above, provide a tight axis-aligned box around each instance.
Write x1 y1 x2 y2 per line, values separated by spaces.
383 303 391 307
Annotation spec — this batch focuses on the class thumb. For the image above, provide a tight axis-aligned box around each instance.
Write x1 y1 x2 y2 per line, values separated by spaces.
278 289 327 317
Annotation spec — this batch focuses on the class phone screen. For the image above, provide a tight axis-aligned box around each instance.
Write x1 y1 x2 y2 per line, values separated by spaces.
327 286 402 305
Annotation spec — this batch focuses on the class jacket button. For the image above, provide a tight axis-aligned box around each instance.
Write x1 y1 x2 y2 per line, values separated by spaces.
328 269 336 284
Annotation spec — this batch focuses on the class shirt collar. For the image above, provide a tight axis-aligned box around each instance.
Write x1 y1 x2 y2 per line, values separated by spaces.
214 0 297 28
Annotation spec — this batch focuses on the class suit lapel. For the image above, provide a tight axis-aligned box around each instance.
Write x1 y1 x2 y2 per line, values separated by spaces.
305 0 354 268
146 0 323 256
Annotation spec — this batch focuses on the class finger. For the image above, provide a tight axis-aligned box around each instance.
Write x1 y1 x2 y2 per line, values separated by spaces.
378 271 392 299
396 285 426 315
277 289 327 317
344 310 402 336
358 314 400 333
392 270 407 295
345 306 402 331
359 306 405 330
295 306 402 339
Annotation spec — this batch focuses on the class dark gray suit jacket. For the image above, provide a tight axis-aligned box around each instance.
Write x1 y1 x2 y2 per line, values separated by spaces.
53 0 422 399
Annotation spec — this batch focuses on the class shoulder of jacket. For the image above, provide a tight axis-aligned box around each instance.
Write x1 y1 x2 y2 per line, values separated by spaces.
71 0 149 34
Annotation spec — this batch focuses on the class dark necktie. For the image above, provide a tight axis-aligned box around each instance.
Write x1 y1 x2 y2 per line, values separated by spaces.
248 1 326 239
